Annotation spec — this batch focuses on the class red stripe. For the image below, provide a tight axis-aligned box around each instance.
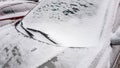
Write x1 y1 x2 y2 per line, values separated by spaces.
0 16 24 21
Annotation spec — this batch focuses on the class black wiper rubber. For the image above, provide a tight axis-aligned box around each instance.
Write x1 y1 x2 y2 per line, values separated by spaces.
14 20 20 27
14 21 54 45
15 20 23 33
27 28 57 44
20 22 34 38
15 21 34 38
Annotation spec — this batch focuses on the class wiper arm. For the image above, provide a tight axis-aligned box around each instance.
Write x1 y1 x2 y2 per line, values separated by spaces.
27 28 57 44
15 21 55 45
15 21 34 38
20 23 34 38
15 21 57 44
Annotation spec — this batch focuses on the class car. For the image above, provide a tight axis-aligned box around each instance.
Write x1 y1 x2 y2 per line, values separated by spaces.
0 1 38 27
0 0 120 68
0 1 38 21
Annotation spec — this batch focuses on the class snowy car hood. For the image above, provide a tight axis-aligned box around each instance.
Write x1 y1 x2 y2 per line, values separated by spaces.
17 0 113 47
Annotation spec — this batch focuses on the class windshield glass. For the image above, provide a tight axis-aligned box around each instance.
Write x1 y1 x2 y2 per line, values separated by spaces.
16 0 109 47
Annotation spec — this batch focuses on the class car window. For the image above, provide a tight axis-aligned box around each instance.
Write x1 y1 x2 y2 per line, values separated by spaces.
17 0 109 47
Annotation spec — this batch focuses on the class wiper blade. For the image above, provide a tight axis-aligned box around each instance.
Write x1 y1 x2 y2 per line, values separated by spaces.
15 21 34 38
15 21 55 45
27 28 57 44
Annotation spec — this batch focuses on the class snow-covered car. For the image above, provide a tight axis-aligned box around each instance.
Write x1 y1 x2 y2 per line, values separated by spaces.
0 0 39 2
0 1 38 21
0 1 38 27
0 0 120 68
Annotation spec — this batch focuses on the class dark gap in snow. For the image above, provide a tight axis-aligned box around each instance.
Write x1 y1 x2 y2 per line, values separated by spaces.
70 4 78 6
12 46 19 56
4 47 9 53
16 59 21 65
31 48 37 52
2 57 12 68
63 9 75 15
79 3 88 7
72 7 80 12
89 3 94 5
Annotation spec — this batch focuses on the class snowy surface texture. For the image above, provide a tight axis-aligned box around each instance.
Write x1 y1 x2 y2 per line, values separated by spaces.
0 24 66 68
39 45 112 68
18 0 110 47
0 0 119 68
0 24 112 68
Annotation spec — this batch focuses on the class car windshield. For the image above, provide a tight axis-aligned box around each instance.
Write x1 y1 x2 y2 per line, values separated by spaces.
15 0 109 47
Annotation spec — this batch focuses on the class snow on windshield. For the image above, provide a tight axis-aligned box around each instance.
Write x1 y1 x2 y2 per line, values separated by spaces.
23 0 100 23
17 0 110 47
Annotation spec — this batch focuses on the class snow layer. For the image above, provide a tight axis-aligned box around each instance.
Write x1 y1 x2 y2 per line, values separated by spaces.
0 24 66 68
0 0 119 68
17 0 111 47
0 24 111 68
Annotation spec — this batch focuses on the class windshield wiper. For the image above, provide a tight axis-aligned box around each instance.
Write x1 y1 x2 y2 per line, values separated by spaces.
27 28 57 44
15 21 57 44
15 21 34 38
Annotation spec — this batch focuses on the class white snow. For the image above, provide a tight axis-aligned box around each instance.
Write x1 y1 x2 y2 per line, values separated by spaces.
19 0 111 47
0 0 119 68
0 24 67 68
